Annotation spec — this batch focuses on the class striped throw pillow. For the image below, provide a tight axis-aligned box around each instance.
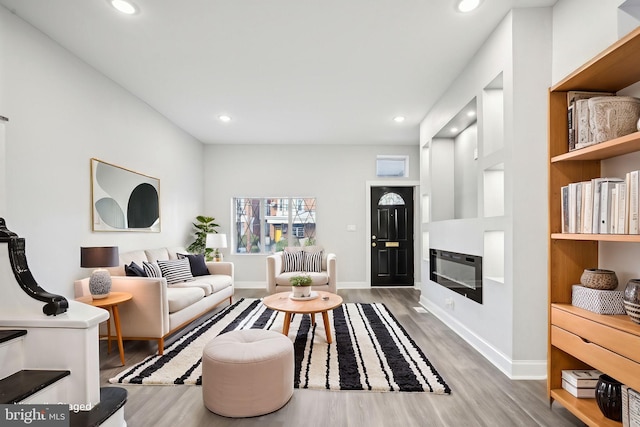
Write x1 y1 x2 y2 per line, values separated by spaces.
157 258 194 284
142 261 162 278
283 250 304 272
303 251 323 273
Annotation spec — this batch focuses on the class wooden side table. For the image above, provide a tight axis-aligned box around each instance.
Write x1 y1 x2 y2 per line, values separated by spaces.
76 291 132 366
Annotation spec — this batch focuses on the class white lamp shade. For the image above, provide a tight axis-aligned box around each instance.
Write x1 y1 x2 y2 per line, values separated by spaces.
206 233 227 248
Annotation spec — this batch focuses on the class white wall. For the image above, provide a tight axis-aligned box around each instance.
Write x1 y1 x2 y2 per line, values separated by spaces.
0 7 204 298
419 8 552 378
552 0 624 83
510 8 553 365
203 144 420 287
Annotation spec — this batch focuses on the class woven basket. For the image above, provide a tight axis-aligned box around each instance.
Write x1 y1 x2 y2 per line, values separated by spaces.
580 269 618 290
572 285 625 315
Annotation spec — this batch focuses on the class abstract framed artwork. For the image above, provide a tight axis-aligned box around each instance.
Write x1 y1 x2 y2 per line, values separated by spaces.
91 158 160 232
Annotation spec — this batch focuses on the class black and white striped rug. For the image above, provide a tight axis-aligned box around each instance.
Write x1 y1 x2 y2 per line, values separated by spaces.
109 298 451 394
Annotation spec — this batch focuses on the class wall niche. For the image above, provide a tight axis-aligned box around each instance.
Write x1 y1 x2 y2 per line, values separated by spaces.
430 98 478 221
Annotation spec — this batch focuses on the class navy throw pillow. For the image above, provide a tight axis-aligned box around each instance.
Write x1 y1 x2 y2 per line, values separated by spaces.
125 261 147 277
177 253 210 277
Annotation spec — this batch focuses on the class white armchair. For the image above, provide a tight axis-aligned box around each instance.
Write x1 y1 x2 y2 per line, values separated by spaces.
266 249 336 294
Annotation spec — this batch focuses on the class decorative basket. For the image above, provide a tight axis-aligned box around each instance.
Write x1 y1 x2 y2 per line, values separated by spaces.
589 96 640 143
572 285 626 315
580 269 618 290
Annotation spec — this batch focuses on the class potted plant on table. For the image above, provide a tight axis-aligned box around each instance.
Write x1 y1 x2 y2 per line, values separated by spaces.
186 215 219 261
290 274 313 298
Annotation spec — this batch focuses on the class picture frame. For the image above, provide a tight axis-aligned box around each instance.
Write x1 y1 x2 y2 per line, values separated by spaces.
90 158 160 232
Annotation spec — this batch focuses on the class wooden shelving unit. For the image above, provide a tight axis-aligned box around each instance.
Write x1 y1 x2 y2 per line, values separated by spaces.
548 26 640 426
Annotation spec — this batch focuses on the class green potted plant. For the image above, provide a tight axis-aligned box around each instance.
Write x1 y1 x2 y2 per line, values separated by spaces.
290 274 313 298
186 215 219 261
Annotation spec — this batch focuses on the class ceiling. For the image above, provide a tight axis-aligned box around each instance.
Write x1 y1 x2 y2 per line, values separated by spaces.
0 0 557 145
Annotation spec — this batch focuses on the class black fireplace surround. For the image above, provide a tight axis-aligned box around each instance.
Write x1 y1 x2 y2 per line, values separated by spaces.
430 248 483 304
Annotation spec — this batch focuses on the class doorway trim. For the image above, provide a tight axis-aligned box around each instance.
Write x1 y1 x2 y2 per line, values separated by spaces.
365 180 420 288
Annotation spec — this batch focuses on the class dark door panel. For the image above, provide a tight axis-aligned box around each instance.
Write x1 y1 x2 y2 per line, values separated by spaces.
371 186 414 286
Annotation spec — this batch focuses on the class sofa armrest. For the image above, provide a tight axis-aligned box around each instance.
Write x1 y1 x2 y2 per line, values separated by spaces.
206 261 234 280
74 276 170 339
266 252 284 294
326 253 337 293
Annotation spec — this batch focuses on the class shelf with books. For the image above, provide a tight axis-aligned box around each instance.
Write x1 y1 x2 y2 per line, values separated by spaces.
548 26 640 426
551 233 640 242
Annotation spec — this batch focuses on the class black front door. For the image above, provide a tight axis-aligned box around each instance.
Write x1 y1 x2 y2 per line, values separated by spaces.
371 186 414 286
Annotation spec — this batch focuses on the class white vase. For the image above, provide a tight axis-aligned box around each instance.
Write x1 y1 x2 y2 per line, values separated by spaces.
292 286 311 298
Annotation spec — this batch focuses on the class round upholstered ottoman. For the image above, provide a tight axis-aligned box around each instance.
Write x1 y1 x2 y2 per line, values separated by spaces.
202 329 294 417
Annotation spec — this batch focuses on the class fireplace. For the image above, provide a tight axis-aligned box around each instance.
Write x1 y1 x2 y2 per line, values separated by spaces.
429 248 482 304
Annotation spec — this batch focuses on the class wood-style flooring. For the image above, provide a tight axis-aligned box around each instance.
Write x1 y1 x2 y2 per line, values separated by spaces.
99 288 584 427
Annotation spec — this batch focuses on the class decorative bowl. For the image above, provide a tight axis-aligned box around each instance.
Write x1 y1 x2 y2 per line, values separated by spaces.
623 301 640 324
580 269 618 290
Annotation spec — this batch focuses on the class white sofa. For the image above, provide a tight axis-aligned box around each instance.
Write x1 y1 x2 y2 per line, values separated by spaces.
266 248 336 294
74 247 233 355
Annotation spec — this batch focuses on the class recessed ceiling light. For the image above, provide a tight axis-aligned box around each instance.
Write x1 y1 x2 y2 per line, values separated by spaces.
457 0 481 13
111 0 137 15
467 111 476 117
393 116 405 123
450 127 458 133
219 115 232 123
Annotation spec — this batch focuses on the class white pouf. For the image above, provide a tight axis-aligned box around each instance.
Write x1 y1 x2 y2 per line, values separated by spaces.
202 329 294 418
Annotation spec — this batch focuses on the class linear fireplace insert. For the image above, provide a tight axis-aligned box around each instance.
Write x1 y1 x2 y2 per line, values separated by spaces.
429 248 482 304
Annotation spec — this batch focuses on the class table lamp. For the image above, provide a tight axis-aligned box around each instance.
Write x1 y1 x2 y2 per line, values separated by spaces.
81 246 119 299
206 233 227 262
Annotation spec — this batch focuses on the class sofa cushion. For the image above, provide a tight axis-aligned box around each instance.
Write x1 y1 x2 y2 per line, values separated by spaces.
145 248 171 263
125 262 147 277
120 250 148 265
157 258 194 284
275 271 329 287
195 275 233 293
177 253 209 277
167 247 187 260
169 280 213 296
142 261 162 278
166 287 205 313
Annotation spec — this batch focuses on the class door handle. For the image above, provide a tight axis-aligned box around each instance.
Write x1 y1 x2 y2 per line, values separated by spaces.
385 242 399 248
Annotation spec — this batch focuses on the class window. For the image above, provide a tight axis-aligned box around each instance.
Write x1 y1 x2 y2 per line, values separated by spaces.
376 155 409 177
379 192 405 205
233 197 316 254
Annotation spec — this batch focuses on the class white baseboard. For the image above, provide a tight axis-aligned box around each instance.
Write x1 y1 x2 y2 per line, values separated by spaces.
234 281 266 289
419 296 546 380
235 281 422 290
234 281 370 289
337 282 369 289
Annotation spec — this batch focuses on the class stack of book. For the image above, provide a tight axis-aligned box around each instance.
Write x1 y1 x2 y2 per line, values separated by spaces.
561 369 602 398
624 385 640 427
561 170 640 234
